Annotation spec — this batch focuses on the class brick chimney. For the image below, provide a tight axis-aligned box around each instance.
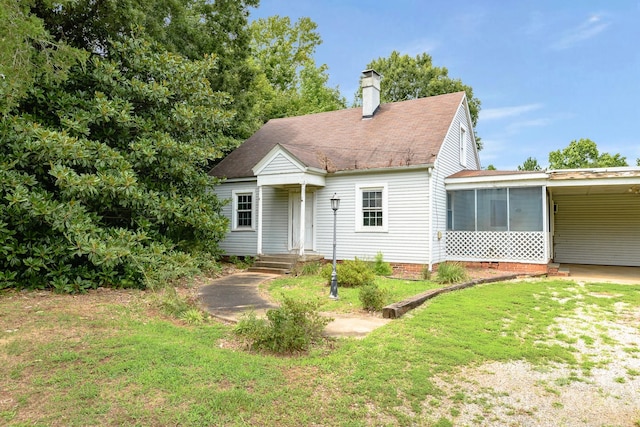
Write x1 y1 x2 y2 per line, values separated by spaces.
361 69 381 118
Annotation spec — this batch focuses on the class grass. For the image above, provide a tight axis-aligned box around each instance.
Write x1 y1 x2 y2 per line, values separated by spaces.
1 278 639 425
265 275 441 313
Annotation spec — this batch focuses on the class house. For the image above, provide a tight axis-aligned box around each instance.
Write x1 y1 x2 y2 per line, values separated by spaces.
209 70 479 273
210 69 640 272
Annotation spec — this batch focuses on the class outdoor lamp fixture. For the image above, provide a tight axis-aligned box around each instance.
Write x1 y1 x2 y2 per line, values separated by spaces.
329 193 340 299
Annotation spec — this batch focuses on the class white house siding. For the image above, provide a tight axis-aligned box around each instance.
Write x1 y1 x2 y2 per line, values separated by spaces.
553 193 640 267
313 169 431 264
260 187 289 254
260 153 302 175
215 181 258 256
431 101 480 265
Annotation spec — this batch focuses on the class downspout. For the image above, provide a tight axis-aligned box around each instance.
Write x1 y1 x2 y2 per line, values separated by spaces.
427 166 434 272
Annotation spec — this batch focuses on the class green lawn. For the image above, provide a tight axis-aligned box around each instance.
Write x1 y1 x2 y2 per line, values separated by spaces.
265 275 441 312
1 278 639 426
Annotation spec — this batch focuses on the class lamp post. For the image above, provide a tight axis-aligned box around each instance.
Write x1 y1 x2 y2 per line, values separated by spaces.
329 193 340 300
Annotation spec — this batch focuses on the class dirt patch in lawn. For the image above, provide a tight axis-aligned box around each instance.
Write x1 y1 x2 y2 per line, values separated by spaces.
427 303 640 426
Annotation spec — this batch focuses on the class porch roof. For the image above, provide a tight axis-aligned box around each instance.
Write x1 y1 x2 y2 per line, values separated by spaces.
445 167 640 194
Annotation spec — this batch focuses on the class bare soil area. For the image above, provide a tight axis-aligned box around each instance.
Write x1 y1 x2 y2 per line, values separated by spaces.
428 284 640 426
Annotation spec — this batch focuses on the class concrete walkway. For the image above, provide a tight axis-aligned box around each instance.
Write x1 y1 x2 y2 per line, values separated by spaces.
198 272 390 338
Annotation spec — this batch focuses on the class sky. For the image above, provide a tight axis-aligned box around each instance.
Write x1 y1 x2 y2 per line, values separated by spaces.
250 0 640 170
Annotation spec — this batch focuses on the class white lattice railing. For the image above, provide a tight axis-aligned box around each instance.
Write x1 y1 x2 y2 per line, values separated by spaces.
446 231 546 263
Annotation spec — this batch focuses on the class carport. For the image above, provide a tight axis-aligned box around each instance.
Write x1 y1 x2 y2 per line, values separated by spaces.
548 169 640 267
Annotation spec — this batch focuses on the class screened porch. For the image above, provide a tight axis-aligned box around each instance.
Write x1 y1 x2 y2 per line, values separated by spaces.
445 186 549 263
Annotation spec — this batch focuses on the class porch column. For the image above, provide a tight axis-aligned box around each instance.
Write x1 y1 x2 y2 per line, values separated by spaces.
298 183 306 256
257 185 263 255
542 185 548 262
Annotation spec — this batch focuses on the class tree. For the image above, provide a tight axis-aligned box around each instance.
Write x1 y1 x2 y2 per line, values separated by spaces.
0 0 85 115
359 51 482 149
548 139 628 169
636 158 640 166
486 164 497 170
29 0 260 141
518 157 542 171
1 36 229 291
248 16 346 122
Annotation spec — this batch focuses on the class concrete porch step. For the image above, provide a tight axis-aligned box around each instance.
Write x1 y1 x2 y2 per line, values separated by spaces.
247 253 326 275
247 266 290 275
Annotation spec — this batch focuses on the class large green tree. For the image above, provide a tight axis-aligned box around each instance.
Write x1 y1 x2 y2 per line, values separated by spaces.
1 32 230 291
548 139 628 169
30 0 260 141
360 51 481 148
248 16 346 122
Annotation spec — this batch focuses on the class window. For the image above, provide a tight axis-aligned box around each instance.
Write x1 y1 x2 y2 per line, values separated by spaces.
447 187 543 232
459 125 467 167
356 184 388 232
362 190 383 226
232 190 254 231
447 190 475 231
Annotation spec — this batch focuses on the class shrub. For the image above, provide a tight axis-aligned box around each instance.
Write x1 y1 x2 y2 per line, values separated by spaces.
371 252 393 276
181 308 206 325
234 296 332 353
320 258 375 288
359 284 389 312
156 287 191 317
435 262 468 284
294 261 322 276
421 265 432 281
228 255 254 269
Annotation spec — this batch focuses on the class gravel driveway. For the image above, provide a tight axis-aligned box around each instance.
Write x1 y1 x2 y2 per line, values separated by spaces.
427 281 640 426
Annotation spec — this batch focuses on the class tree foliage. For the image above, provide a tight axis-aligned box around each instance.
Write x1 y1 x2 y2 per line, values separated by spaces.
518 157 542 171
360 51 482 149
0 3 351 292
1 34 230 291
249 16 346 122
548 139 628 169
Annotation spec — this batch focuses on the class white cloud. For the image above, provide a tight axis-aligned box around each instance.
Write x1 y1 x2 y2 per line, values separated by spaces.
480 103 543 121
400 39 440 56
506 118 552 133
551 14 611 50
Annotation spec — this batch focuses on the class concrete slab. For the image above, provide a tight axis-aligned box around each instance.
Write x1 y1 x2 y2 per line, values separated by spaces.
561 264 640 285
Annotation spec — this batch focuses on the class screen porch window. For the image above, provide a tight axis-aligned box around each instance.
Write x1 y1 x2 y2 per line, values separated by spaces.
362 190 383 227
447 187 543 232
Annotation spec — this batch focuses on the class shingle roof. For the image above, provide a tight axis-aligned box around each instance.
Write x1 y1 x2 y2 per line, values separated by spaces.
210 91 466 179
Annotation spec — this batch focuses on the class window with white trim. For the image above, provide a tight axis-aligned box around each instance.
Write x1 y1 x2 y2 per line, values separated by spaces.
355 184 388 232
459 125 467 167
232 190 255 231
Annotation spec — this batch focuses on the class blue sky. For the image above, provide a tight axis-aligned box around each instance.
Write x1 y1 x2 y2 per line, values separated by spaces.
251 0 639 170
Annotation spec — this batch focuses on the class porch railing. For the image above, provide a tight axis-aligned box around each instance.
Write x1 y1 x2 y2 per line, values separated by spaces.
446 231 546 263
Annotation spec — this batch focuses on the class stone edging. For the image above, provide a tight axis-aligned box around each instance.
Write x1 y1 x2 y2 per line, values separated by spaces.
382 273 547 319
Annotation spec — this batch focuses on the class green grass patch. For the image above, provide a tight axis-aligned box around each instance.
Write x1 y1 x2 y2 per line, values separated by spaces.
266 274 441 313
1 278 638 425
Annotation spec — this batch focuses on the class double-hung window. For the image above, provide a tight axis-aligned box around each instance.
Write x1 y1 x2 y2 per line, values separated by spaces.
356 183 388 232
232 190 254 231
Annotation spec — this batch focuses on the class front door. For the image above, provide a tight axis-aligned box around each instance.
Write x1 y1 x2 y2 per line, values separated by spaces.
289 191 314 251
